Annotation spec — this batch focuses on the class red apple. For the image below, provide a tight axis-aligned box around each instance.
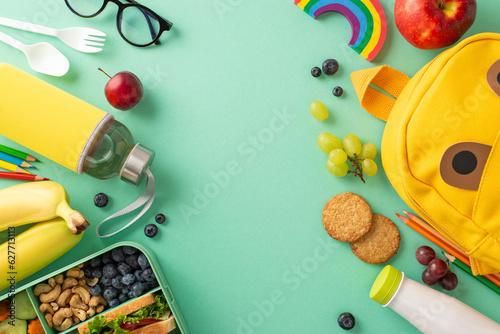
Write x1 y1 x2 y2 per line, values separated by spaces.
394 0 477 49
99 68 143 110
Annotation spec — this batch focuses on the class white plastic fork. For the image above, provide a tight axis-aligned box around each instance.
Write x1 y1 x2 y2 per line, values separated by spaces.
0 17 106 53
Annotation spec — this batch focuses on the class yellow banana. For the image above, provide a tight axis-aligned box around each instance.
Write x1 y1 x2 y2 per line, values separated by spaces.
0 217 83 292
0 181 89 234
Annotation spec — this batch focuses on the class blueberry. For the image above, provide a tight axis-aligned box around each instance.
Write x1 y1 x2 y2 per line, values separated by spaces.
94 193 109 207
155 213 166 224
322 59 339 75
123 246 138 255
147 280 159 289
102 251 113 265
126 255 140 270
122 273 136 286
103 287 118 302
144 224 158 238
117 262 132 276
130 282 145 298
84 267 93 278
118 293 129 303
89 284 103 296
103 263 118 278
141 268 156 282
332 86 343 97
112 247 126 263
137 254 150 270
108 298 120 308
89 256 102 268
311 66 321 77
91 267 103 280
134 270 145 282
100 276 112 287
338 312 355 330
112 276 124 290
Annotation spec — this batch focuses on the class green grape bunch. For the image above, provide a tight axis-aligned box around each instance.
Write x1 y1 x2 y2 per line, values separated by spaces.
317 133 378 183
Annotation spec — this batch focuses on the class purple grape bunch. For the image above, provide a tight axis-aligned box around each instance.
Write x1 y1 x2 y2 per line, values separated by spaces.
415 245 458 291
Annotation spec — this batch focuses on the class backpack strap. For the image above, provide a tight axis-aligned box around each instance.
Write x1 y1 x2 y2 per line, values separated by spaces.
351 65 410 122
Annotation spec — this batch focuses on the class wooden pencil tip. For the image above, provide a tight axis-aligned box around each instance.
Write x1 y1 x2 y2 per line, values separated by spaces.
443 252 455 262
395 213 409 223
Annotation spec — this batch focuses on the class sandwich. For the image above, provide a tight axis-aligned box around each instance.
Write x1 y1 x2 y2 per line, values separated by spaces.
78 293 176 334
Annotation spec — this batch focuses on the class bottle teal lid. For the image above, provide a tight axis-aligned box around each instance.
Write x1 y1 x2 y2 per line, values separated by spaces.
370 265 403 305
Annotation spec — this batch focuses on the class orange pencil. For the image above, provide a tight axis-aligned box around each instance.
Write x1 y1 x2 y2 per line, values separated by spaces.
0 171 49 181
397 212 500 287
397 213 469 264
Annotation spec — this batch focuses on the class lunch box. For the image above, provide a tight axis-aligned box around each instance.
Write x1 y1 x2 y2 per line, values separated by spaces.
0 242 188 334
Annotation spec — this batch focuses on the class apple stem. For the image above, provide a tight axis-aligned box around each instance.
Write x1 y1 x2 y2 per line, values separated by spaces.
98 68 112 79
437 0 444 9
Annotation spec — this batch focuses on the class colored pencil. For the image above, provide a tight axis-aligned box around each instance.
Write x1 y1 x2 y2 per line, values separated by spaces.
0 171 49 181
397 212 500 287
0 144 37 162
0 151 35 169
444 252 500 296
0 160 30 174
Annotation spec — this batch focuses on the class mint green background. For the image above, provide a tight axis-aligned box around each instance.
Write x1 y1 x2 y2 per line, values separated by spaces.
1 1 500 333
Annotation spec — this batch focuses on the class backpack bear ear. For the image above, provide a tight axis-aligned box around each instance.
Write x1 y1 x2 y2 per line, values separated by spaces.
487 59 500 97
351 65 410 122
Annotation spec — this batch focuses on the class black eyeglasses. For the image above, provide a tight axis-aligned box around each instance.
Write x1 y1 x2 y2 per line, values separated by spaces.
65 0 173 47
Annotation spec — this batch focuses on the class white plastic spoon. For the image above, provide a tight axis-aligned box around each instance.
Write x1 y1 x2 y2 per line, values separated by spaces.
0 30 69 76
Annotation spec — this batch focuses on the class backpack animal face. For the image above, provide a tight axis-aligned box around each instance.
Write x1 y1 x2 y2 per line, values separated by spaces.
352 33 500 275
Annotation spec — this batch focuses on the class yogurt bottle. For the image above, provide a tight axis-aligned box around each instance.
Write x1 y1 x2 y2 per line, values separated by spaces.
370 265 500 334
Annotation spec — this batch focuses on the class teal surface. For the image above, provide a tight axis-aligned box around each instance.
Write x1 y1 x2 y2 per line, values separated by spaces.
1 1 500 333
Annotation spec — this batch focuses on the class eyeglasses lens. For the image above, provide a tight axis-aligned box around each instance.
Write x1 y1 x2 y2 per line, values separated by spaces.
119 6 160 46
66 0 104 17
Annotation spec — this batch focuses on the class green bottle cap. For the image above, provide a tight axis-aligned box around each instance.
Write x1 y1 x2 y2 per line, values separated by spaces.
370 265 403 305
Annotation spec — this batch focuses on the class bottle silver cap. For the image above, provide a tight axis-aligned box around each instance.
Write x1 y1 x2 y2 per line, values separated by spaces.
119 143 155 186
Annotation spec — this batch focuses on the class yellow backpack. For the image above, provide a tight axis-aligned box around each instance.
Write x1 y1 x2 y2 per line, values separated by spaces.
351 33 500 275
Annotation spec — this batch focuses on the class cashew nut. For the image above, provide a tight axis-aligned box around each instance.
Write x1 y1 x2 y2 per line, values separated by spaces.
73 308 87 322
79 278 87 286
69 294 89 311
66 267 81 278
48 277 56 288
55 274 64 285
73 315 81 324
86 277 99 287
45 313 53 328
40 284 61 303
78 270 85 279
39 303 55 315
62 277 79 291
72 285 91 304
34 283 53 296
96 304 105 313
53 307 73 326
56 289 72 307
89 295 108 308
54 317 73 331
86 306 96 318
50 302 59 312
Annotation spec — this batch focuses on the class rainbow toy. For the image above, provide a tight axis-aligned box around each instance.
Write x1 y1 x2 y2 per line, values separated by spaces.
294 0 387 61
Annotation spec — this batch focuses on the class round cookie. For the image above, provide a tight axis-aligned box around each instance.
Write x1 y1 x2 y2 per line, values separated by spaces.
322 193 373 242
350 214 401 264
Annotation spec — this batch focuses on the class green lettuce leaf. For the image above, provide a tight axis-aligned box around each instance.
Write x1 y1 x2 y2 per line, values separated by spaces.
82 294 170 334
